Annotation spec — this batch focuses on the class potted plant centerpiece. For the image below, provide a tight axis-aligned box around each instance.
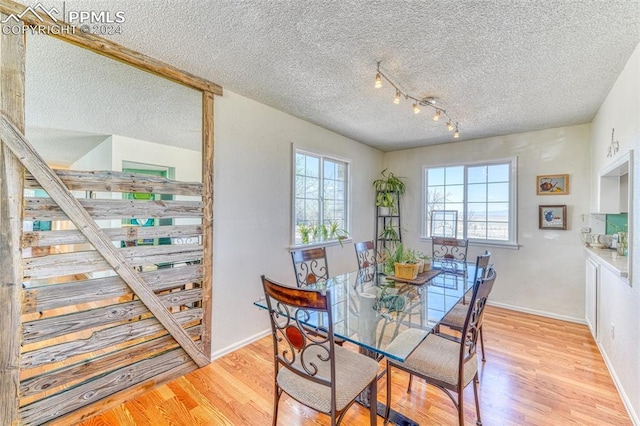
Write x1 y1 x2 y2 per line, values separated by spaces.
383 243 420 280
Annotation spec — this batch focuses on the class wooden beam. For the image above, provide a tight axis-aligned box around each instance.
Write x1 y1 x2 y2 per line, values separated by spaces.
25 169 203 196
24 243 203 280
21 309 203 369
24 198 203 221
23 264 203 313
201 91 214 359
1 116 210 368
23 224 203 248
23 288 203 345
0 19 24 426
0 0 222 95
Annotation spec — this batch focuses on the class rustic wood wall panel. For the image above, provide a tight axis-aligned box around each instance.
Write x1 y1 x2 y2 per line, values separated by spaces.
0 1 219 422
16 167 207 424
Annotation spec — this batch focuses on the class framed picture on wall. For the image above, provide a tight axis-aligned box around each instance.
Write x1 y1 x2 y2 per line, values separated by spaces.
536 174 569 195
539 205 567 230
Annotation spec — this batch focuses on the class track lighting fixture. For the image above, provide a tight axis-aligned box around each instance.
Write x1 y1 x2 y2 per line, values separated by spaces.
374 72 382 89
373 61 460 138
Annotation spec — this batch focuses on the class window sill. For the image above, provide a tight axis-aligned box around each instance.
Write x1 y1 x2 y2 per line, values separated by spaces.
419 237 520 250
290 238 353 251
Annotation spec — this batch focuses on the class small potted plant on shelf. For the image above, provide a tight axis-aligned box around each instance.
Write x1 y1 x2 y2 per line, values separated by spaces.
373 169 407 194
298 223 314 245
327 221 349 246
376 191 396 216
421 253 432 271
378 224 400 243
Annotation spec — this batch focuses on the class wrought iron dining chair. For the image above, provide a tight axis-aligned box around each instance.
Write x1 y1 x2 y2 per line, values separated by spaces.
291 247 329 287
261 276 379 426
354 240 377 270
437 251 492 361
431 237 469 276
291 247 345 345
384 268 497 426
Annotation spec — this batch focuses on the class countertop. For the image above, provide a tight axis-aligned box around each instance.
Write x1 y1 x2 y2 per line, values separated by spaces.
585 247 628 278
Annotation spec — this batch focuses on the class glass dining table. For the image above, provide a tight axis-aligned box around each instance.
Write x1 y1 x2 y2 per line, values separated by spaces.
254 263 476 425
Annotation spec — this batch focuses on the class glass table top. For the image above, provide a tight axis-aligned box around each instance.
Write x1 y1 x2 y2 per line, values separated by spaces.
255 264 476 362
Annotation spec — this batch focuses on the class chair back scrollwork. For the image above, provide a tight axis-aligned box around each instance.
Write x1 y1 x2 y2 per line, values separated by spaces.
291 247 329 287
354 240 377 270
261 276 335 388
431 237 469 274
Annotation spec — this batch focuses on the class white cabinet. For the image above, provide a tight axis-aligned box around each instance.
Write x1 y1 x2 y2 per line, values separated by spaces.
585 258 599 339
597 150 632 214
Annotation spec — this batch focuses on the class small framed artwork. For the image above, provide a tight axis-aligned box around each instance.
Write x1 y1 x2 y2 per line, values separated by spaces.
536 174 569 195
539 205 567 230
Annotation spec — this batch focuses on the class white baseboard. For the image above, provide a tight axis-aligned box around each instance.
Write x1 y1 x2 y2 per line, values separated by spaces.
210 328 270 361
487 300 586 325
595 340 640 425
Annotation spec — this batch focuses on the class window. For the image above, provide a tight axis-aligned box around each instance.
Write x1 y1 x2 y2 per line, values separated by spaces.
294 149 349 246
423 160 516 244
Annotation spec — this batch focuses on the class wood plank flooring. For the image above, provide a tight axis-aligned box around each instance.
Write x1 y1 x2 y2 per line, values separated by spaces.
78 306 631 425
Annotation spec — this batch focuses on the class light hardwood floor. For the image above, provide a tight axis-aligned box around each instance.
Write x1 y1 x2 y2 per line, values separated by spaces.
78 306 631 425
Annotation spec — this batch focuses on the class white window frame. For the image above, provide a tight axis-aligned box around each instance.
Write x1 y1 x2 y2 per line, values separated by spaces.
420 157 518 248
291 145 351 248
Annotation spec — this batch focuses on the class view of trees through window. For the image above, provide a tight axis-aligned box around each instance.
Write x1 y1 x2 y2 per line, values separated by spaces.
294 150 348 245
424 162 512 242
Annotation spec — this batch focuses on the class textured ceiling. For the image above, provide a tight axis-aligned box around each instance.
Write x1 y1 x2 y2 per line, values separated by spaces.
26 0 640 165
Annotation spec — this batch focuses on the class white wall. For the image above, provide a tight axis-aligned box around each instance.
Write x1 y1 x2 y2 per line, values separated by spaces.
211 90 383 357
590 42 640 424
384 124 591 322
71 135 201 181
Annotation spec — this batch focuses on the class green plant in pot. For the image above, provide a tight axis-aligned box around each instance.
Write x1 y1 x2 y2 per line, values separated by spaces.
376 191 396 215
327 221 349 246
378 224 400 243
373 169 407 193
298 223 315 244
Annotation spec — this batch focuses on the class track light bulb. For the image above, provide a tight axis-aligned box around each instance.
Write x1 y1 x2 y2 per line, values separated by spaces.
393 90 401 104
454 128 460 138
375 73 382 89
447 121 454 131
433 110 441 121
413 103 420 114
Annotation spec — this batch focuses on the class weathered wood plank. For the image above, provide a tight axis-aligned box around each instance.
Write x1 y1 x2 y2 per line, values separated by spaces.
24 244 203 280
47 360 200 426
25 169 203 196
21 309 202 369
0 1 222 95
24 198 203 221
20 325 202 399
23 264 203 313
202 91 214 359
23 288 203 344
0 12 24 426
20 349 198 425
22 224 202 248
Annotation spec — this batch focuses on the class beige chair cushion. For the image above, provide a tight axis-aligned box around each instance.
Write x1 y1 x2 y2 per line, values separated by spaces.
440 302 468 330
277 345 380 413
389 333 477 387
